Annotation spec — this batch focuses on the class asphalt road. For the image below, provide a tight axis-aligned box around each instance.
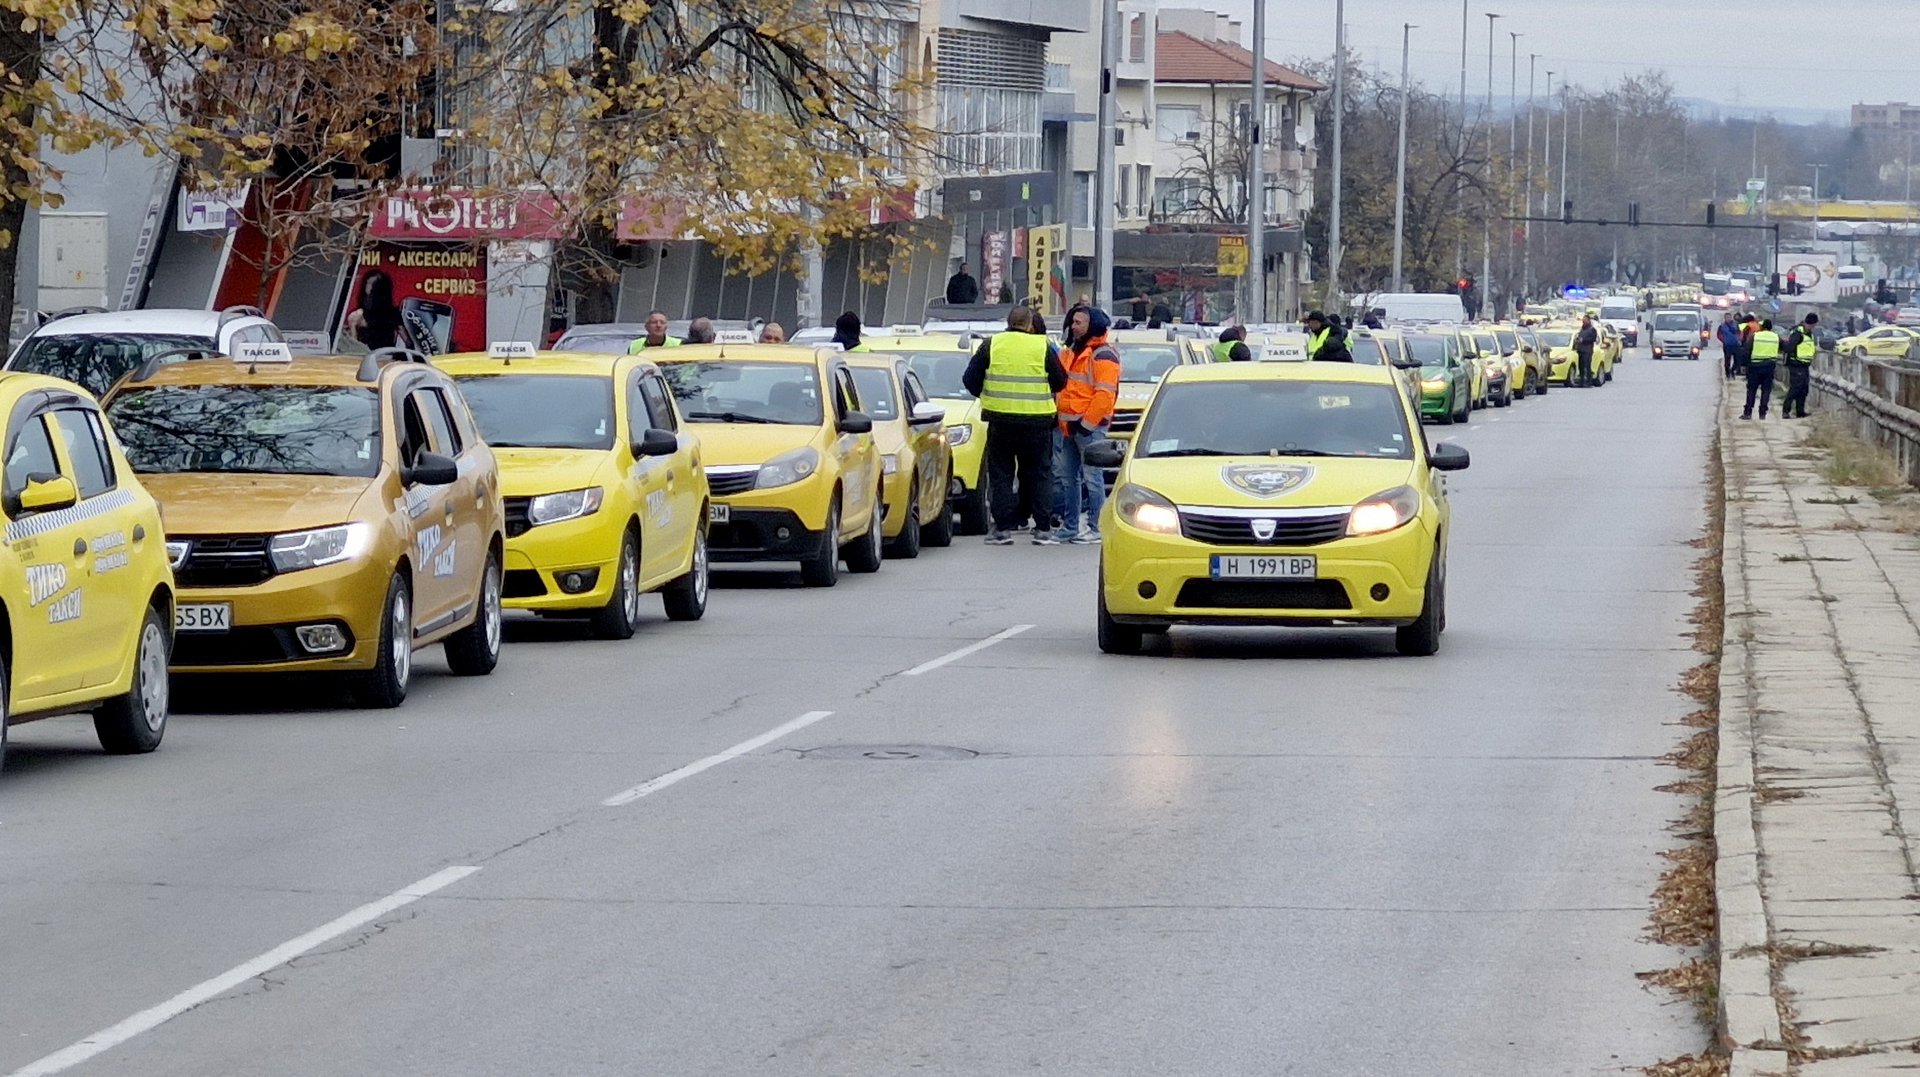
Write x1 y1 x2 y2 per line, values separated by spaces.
0 347 1719 1076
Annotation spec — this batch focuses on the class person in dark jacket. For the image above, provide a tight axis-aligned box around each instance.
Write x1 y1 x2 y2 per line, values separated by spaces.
963 306 1069 544
830 311 868 352
1573 315 1599 386
1781 313 1819 419
1304 311 1353 362
1716 313 1743 379
945 263 980 304
1148 299 1174 327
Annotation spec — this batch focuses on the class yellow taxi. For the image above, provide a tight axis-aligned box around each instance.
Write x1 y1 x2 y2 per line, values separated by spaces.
104 347 507 707
0 374 175 771
1088 361 1470 657
1107 329 1202 440
1836 324 1920 359
435 346 710 638
846 353 954 557
655 344 883 587
1467 326 1516 407
1539 324 1615 386
864 334 989 534
1449 327 1492 408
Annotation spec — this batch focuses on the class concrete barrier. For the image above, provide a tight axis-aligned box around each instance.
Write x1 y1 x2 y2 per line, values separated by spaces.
1811 350 1920 485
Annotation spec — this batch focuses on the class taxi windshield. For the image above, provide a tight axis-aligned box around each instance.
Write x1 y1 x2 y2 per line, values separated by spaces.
848 367 899 420
895 351 971 399
454 374 614 449
108 384 381 477
1138 381 1412 460
1653 313 1696 330
11 334 215 397
663 361 823 425
1536 329 1576 347
1116 344 1182 383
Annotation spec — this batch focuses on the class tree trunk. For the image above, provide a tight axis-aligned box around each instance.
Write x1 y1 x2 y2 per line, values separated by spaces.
0 14 43 326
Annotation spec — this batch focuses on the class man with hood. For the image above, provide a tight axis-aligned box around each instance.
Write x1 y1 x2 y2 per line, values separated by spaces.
1051 305 1121 543
831 311 869 352
1214 325 1252 362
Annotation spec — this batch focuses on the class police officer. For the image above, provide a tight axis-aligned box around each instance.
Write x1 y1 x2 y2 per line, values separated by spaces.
1304 311 1353 362
1213 325 1252 362
962 306 1069 545
1780 313 1818 419
1742 318 1782 420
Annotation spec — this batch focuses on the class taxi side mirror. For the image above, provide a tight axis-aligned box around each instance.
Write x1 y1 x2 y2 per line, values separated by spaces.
1390 355 1421 369
1083 440 1126 469
17 473 78 513
1429 443 1471 472
404 451 459 487
634 428 679 457
838 411 873 435
908 402 945 426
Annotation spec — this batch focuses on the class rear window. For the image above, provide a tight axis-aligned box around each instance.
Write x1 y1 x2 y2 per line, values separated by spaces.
11 333 215 397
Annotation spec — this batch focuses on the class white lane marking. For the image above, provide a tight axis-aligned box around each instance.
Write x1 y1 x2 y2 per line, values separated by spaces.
602 710 834 807
900 624 1035 677
8 866 481 1077
1469 424 1482 430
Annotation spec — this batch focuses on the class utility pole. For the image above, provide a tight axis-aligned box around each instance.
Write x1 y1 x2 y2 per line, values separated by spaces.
1612 111 1620 282
1482 12 1500 316
1458 1 1468 121
1246 0 1266 322
1327 0 1346 308
1524 54 1535 300
1093 0 1117 309
1508 31 1520 305
1541 70 1553 288
1559 86 1569 284
1392 23 1415 292
1810 161 1825 235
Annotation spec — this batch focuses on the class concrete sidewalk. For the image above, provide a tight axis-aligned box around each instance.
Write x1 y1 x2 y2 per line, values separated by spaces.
1717 385 1920 1075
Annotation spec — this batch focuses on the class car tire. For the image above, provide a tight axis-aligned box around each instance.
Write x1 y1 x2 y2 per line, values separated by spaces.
955 477 990 535
0 654 8 776
589 530 643 639
1454 391 1470 423
351 573 412 708
922 472 955 548
661 528 709 622
800 502 841 588
444 549 503 676
886 489 922 559
1396 556 1444 657
843 492 884 574
93 604 171 755
1096 575 1142 655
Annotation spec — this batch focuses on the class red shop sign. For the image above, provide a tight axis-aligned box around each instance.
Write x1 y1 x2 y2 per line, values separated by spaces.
371 189 570 241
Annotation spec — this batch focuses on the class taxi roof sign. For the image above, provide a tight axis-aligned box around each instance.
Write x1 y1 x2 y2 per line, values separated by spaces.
713 329 757 344
888 324 924 336
234 341 293 364
488 341 537 359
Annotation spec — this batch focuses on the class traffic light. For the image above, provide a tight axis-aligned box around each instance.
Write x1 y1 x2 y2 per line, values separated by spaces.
1562 200 1573 224
1706 203 1716 226
1788 275 1803 296
1457 277 1472 294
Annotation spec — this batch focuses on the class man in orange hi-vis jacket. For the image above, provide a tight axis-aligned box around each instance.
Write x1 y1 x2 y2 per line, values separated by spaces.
1051 305 1121 544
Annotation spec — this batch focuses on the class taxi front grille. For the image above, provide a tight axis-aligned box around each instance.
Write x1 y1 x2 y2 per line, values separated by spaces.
705 467 759 496
175 535 273 587
1175 579 1352 610
504 497 532 537
1179 510 1349 547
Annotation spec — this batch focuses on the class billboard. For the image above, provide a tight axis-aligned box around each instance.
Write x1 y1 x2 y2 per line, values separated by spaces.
336 243 489 355
1777 252 1838 305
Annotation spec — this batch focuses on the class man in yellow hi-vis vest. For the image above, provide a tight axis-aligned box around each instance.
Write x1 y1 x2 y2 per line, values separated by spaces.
963 306 1068 545
1780 312 1819 419
1742 318 1782 420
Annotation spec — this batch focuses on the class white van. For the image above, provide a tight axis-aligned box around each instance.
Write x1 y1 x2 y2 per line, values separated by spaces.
1352 293 1468 325
1838 265 1866 293
1599 296 1640 347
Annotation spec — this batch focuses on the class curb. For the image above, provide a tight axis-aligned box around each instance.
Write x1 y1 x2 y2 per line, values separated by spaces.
1713 396 1791 1076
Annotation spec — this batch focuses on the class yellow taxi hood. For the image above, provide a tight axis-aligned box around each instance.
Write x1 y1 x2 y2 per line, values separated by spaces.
684 422 820 466
1125 455 1417 509
142 473 372 534
930 395 979 417
491 447 616 498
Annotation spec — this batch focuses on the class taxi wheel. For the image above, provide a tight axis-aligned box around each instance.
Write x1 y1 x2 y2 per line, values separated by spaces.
923 473 955 548
661 529 709 622
445 550 503 676
843 494 884 574
1395 556 1445 657
1453 391 1470 423
800 503 841 588
94 605 169 755
590 530 643 639
1096 577 1142 656
886 491 922 560
0 652 11 775
351 574 412 709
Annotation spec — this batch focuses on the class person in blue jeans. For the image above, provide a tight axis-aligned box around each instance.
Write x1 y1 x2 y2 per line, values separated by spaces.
1051 306 1121 543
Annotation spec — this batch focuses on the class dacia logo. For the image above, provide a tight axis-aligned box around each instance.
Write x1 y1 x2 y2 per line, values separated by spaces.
1220 464 1315 500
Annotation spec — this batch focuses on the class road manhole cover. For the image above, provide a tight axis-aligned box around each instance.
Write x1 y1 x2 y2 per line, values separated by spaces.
796 744 979 761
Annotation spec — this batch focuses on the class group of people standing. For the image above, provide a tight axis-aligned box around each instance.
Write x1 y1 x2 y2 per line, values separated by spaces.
961 304 1121 546
1717 310 1819 420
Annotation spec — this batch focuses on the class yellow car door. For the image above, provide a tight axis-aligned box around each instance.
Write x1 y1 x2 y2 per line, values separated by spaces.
900 368 948 519
828 362 876 532
394 384 466 632
2 409 102 700
47 407 149 688
624 368 685 586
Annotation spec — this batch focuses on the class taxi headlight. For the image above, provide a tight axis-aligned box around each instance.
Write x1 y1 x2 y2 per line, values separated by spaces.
1114 483 1181 535
528 487 604 526
1419 378 1447 390
756 447 820 489
945 424 973 447
1347 486 1423 537
882 452 900 476
269 522 373 572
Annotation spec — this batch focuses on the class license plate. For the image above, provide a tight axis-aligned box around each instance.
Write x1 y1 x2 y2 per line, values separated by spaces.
1210 555 1316 579
175 603 232 633
708 504 730 524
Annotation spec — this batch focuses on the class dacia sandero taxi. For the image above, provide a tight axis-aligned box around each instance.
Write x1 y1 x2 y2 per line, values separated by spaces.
656 345 882 587
104 346 507 707
1540 325 1614 386
1089 361 1470 657
865 333 989 534
0 374 174 772
436 346 709 637
846 353 953 557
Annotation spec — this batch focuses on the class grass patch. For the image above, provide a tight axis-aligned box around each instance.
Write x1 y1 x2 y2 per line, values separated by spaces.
1644 1055 1728 1077
1777 553 1849 562
1803 494 1860 505
1805 415 1909 488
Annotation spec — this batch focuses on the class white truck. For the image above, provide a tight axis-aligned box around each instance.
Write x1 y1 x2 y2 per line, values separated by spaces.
1649 308 1703 361
1599 296 1640 348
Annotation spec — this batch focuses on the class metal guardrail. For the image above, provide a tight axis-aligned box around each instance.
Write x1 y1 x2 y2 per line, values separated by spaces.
1811 349 1920 486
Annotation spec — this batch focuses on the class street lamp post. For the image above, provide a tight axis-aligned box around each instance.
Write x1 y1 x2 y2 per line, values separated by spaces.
1327 0 1346 310
1093 0 1118 310
1482 12 1501 316
1507 31 1520 305
1392 23 1416 292
1524 53 1535 300
1246 0 1267 322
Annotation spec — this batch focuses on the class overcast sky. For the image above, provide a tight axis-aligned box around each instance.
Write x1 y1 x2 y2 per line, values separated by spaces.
1201 0 1916 116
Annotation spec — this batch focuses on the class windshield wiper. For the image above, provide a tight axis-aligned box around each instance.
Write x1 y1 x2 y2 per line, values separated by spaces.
685 411 786 424
1144 447 1231 457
